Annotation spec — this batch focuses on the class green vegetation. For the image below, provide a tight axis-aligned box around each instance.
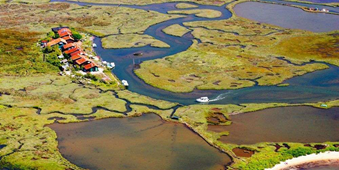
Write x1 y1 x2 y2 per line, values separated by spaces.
0 30 57 76
43 46 62 68
162 24 190 37
135 14 331 92
116 90 178 109
0 3 182 37
168 9 222 18
0 0 50 4
70 28 82 41
176 3 198 9
68 0 233 6
0 106 79 170
233 143 339 170
101 34 170 49
135 40 327 92
270 33 339 66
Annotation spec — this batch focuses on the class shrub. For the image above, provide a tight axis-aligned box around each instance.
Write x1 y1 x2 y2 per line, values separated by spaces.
71 28 82 40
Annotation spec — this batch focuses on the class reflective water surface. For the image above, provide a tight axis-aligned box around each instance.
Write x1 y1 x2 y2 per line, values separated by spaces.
50 114 232 170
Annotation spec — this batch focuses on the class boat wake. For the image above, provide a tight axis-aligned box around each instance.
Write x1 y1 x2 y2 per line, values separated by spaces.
209 92 229 102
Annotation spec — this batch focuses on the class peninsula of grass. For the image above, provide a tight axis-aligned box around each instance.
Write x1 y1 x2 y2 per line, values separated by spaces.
135 13 333 93
168 9 222 18
101 34 170 49
68 0 233 6
175 3 198 9
162 24 190 37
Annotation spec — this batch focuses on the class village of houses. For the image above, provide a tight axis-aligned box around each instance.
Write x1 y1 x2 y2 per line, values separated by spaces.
41 27 127 86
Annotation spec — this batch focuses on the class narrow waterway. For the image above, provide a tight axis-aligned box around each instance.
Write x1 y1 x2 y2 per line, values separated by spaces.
47 1 339 169
52 0 339 105
50 114 232 170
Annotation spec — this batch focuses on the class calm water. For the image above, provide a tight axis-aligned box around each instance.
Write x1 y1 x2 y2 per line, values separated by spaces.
306 165 339 170
50 114 232 170
300 0 339 3
213 106 339 145
234 2 339 32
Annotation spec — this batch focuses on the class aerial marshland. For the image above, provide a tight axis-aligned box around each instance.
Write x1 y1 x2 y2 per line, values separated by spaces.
0 0 339 170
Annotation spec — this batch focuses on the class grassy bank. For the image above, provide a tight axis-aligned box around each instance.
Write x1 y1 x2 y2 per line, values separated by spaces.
135 6 334 92
102 34 170 49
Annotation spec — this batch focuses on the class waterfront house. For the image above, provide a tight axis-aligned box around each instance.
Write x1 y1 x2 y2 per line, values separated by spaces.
70 50 82 57
47 38 67 47
58 28 72 37
64 47 79 55
62 43 75 51
75 57 90 66
83 63 99 72
52 27 70 33
71 54 82 61
62 35 75 43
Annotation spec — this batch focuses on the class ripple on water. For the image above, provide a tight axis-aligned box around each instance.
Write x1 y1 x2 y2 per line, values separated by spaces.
208 106 339 145
299 0 339 3
50 114 232 170
234 2 339 32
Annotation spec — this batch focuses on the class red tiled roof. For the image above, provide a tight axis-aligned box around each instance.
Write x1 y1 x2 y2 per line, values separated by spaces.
64 47 79 55
70 50 81 57
58 28 72 37
63 43 75 50
62 35 74 41
84 63 98 70
75 57 88 65
71 54 82 61
46 38 66 47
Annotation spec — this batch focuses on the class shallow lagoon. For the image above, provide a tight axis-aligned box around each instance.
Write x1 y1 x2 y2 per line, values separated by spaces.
234 2 339 32
212 106 339 145
300 0 339 3
50 114 232 170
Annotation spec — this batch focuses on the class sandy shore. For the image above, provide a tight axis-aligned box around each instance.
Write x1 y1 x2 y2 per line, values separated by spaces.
267 151 339 170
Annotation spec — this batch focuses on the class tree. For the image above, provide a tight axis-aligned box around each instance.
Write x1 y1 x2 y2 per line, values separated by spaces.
47 31 55 38
72 32 82 40
71 28 82 40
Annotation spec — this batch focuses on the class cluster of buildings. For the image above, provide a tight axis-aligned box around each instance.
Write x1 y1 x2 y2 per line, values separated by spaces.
44 27 99 72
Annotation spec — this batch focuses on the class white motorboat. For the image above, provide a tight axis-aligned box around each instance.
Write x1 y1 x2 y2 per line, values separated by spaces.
110 62 115 68
122 80 129 87
196 97 209 103
102 61 108 65
93 43 97 48
107 63 114 69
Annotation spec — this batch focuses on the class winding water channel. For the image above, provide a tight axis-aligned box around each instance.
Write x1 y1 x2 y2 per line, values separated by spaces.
48 0 339 169
52 0 339 106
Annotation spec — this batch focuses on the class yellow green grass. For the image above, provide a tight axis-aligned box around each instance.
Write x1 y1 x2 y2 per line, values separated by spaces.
0 106 79 170
117 90 178 109
102 34 170 49
135 13 333 92
0 3 182 36
168 9 222 18
162 24 191 37
135 40 328 92
269 33 339 66
176 3 198 9
0 75 127 114
68 0 233 6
